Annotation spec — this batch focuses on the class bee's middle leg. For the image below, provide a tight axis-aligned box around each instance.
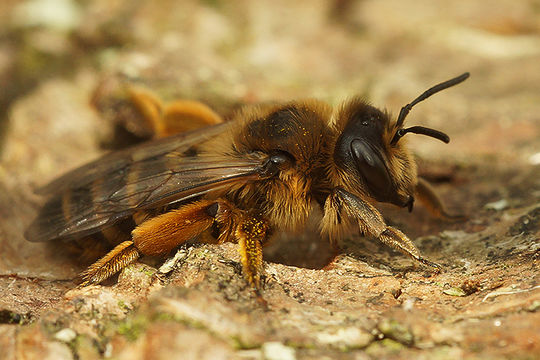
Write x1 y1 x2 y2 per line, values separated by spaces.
234 216 268 290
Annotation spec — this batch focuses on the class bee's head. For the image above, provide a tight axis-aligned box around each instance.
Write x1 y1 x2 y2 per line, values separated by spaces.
332 73 469 211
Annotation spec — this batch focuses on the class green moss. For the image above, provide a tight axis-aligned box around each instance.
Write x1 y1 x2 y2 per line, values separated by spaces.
377 319 414 346
152 312 177 322
200 0 224 8
140 267 155 277
230 335 261 350
73 335 102 359
365 338 405 356
117 300 131 312
443 286 467 297
282 340 316 350
527 300 540 312
116 315 149 342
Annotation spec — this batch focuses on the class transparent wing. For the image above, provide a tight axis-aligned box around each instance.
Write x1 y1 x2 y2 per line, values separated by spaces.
37 123 229 195
25 124 268 242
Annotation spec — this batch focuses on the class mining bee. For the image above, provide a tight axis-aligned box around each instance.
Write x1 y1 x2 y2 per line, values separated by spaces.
25 73 469 291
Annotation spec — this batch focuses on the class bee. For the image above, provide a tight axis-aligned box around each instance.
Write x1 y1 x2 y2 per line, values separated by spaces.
25 73 470 290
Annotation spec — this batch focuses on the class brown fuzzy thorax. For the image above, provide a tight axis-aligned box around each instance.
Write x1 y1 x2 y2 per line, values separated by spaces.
224 101 334 231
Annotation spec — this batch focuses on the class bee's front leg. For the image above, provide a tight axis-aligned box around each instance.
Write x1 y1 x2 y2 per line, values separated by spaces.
321 188 441 271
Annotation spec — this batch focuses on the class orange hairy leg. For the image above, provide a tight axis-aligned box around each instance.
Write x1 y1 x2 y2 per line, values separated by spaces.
80 200 219 285
131 200 218 256
80 199 270 289
127 87 223 138
79 241 140 286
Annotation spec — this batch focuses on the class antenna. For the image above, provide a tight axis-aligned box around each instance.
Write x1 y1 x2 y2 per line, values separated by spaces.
391 72 470 145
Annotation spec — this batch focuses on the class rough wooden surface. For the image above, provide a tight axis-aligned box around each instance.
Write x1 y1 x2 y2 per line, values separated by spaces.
1 1 539 359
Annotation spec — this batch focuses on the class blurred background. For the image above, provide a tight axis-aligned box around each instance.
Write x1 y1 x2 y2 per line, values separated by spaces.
0 1 539 358
1 0 539 167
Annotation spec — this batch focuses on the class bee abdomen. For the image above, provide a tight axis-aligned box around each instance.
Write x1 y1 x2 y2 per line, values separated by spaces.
91 211 153 252
60 216 144 263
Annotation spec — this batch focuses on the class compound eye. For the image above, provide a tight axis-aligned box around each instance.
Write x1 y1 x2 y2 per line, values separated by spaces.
351 139 392 200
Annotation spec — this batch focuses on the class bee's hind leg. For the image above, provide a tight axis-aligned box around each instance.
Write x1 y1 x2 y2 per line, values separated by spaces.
79 240 140 286
79 199 270 290
127 87 223 138
79 199 224 286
